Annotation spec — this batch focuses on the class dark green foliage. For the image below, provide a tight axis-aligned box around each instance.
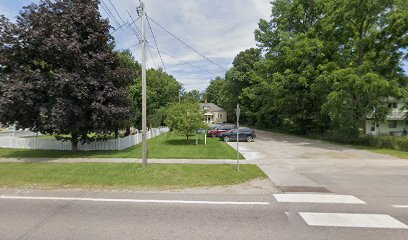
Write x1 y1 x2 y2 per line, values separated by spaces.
205 76 228 107
181 89 203 103
206 0 408 140
334 135 408 152
131 67 182 128
0 1 137 150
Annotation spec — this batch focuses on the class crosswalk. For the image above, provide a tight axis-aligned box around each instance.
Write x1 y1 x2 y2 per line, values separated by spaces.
273 193 408 229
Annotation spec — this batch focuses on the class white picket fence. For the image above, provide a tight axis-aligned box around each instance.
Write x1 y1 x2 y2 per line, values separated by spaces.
0 127 169 151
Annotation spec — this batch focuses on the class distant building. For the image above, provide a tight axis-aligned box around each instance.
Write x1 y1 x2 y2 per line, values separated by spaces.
200 101 227 124
366 99 408 136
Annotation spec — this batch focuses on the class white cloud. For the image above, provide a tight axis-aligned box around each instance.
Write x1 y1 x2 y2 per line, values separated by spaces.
105 0 271 90
5 0 272 90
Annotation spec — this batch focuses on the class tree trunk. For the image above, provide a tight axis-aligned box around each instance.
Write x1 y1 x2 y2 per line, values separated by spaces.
114 127 119 139
125 127 130 136
71 132 78 151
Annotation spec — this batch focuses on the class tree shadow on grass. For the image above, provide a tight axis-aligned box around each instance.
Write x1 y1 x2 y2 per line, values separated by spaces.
164 139 198 146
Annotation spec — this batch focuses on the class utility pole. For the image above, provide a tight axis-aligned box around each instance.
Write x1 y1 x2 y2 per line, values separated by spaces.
139 1 148 168
236 104 240 172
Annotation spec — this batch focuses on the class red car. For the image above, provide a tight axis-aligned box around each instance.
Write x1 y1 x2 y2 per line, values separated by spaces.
207 125 235 138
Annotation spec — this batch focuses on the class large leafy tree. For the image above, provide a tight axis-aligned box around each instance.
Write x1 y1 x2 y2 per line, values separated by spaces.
165 102 204 140
205 77 228 107
181 89 203 103
251 0 407 138
131 67 182 128
0 0 136 150
224 48 264 124
254 0 332 133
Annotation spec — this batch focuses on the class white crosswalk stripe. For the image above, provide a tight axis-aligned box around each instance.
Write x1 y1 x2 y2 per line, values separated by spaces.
299 212 408 229
393 205 408 208
273 194 365 204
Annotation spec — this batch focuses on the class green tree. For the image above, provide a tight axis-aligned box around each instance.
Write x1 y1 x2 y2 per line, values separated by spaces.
0 0 136 150
251 0 407 138
181 89 203 103
165 102 204 140
131 68 182 128
205 77 228 107
224 48 264 124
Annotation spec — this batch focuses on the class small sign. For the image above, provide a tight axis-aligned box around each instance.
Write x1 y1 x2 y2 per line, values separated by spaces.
236 104 240 122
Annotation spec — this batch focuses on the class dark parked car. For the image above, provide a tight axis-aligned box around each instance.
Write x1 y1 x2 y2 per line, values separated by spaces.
219 127 256 142
207 124 235 138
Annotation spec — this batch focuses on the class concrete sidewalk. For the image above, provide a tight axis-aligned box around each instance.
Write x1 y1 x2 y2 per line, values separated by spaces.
0 157 247 165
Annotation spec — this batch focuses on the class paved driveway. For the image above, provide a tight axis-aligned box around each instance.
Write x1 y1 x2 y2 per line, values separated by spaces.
228 129 408 197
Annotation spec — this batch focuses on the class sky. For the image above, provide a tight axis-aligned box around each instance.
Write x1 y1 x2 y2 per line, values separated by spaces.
0 0 271 91
0 0 407 91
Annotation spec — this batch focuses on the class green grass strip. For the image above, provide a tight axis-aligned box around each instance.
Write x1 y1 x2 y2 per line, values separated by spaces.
0 163 265 189
0 133 244 159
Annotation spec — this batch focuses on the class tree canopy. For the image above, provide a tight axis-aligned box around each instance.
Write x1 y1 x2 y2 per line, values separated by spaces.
0 0 136 150
205 0 408 141
165 102 205 140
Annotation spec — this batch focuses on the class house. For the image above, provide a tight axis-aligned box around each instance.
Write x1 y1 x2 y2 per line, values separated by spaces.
366 100 408 136
200 101 227 124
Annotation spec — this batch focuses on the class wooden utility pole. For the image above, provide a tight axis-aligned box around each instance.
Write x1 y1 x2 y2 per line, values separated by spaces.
236 104 240 172
140 1 147 167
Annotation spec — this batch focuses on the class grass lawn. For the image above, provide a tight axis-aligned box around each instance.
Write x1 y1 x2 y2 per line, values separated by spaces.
0 163 265 189
343 145 408 159
0 133 244 159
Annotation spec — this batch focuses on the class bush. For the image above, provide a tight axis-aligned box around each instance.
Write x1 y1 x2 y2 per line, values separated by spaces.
349 135 408 151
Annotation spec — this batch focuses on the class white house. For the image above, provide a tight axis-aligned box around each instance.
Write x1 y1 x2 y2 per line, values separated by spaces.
366 100 408 136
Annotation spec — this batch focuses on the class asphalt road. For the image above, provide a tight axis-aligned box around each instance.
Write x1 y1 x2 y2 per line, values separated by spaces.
1 130 408 239
0 190 407 240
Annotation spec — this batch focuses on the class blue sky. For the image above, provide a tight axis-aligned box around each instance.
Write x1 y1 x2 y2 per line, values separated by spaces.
0 0 407 91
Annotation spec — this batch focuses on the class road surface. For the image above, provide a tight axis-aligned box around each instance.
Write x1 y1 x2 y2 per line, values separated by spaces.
1 129 408 239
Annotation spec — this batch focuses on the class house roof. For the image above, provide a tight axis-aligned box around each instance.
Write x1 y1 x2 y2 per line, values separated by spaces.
200 103 225 112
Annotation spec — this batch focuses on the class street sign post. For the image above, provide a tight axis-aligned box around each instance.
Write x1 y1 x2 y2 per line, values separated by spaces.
236 104 240 172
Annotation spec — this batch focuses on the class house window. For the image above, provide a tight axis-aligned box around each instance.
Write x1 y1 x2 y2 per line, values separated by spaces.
370 122 375 131
220 114 223 119
203 106 209 110
388 120 397 128
388 102 397 109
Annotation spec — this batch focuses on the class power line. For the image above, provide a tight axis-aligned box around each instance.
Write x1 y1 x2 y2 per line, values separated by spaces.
111 20 130 34
107 0 127 25
147 45 217 77
145 14 166 72
126 12 142 42
147 46 158 69
146 14 227 72
126 12 158 69
100 0 122 28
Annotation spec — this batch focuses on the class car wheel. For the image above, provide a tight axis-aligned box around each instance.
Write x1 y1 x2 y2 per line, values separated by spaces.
224 136 230 142
246 136 253 142
211 134 216 138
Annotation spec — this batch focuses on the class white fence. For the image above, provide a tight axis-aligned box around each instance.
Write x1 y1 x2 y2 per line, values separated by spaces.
0 127 169 151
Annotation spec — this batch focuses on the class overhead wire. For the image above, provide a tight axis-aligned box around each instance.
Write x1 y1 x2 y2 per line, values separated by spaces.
103 1 220 79
145 14 227 72
148 45 217 77
145 14 167 72
107 0 127 25
100 0 122 28
111 20 130 34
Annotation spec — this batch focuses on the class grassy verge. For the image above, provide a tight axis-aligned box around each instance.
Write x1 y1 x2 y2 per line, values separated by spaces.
0 163 265 189
341 144 408 159
0 133 244 159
